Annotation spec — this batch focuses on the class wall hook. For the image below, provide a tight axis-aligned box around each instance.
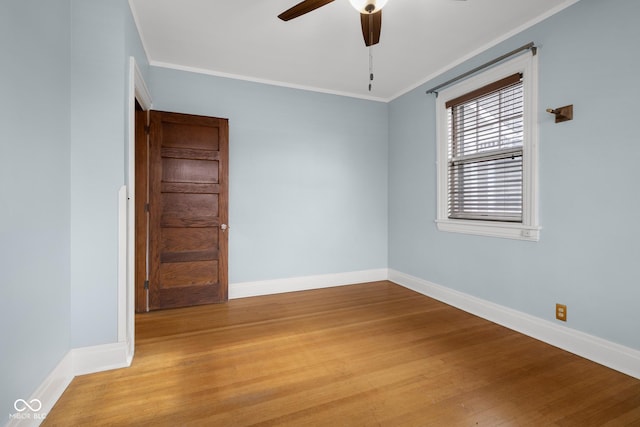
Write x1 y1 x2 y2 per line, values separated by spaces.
546 105 573 123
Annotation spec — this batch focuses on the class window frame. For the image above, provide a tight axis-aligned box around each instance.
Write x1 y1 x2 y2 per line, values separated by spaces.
435 53 540 241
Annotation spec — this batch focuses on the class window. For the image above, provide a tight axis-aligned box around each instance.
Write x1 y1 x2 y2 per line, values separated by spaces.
436 53 540 241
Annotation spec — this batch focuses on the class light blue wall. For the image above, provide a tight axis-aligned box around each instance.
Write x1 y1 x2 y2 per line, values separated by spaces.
388 0 640 350
70 0 149 348
0 0 72 418
70 0 126 348
124 1 149 185
149 68 389 283
1 0 150 415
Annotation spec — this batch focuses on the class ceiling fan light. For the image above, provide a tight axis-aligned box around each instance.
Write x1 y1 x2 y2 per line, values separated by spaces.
349 0 388 14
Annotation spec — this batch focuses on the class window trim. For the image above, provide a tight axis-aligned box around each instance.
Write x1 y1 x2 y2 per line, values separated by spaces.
435 53 540 241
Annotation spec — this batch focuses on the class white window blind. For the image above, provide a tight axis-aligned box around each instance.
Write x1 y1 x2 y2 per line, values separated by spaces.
446 73 524 222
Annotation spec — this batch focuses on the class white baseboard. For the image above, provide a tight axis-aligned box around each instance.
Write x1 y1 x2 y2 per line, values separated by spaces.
126 333 135 366
72 342 132 376
6 352 74 427
229 268 389 299
6 341 133 427
388 269 640 380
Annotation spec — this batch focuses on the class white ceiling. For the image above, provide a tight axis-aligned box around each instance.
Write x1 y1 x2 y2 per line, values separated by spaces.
129 0 579 102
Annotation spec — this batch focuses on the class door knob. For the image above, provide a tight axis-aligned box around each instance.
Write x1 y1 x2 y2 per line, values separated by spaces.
221 224 228 232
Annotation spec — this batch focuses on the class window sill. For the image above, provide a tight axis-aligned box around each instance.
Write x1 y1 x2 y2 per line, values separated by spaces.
436 219 540 241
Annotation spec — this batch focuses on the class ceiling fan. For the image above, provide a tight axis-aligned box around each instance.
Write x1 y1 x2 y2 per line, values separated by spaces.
278 0 388 47
278 0 467 48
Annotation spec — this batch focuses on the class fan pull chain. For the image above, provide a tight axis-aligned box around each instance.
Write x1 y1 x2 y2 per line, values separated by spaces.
368 45 374 91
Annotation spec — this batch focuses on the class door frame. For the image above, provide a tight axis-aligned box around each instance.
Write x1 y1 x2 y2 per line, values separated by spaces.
122 57 152 363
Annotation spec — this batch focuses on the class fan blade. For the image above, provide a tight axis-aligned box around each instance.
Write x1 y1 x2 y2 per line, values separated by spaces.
278 0 335 21
360 10 382 47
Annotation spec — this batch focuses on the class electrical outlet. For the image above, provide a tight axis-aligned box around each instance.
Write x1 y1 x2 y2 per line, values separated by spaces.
556 304 567 321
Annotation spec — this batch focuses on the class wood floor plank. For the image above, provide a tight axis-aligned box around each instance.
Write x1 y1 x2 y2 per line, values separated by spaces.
43 281 640 426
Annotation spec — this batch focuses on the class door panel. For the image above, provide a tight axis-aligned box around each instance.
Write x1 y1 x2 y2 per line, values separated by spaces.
159 260 219 288
162 158 219 183
161 228 218 256
160 193 219 225
148 110 228 310
161 122 220 150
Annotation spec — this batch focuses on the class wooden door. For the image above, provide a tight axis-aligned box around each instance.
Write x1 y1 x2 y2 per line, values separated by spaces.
147 110 228 310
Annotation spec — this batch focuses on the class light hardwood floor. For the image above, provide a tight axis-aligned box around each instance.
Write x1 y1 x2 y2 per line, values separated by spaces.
44 281 640 426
